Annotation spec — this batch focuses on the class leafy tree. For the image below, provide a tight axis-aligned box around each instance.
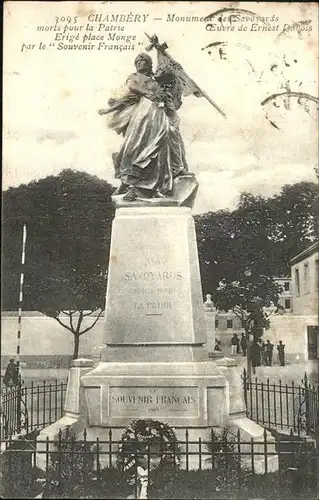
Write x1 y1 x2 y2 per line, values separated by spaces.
28 272 107 359
195 181 318 376
195 181 318 297
2 169 115 358
265 182 319 275
215 274 281 335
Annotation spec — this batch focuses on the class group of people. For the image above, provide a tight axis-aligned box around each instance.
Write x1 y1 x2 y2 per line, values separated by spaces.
214 333 248 355
230 333 248 356
214 334 286 368
250 339 286 369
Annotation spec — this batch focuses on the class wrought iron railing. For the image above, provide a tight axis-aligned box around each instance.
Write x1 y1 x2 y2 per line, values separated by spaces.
1 428 317 499
242 370 318 436
1 380 67 439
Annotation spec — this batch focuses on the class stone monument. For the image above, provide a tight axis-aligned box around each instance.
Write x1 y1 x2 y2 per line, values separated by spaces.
81 202 229 440
81 37 229 460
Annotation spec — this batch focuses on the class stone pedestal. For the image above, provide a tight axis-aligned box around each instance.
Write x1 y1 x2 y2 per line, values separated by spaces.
103 207 206 354
82 361 227 429
81 207 228 436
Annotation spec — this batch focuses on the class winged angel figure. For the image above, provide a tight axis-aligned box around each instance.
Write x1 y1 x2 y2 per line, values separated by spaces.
98 34 225 203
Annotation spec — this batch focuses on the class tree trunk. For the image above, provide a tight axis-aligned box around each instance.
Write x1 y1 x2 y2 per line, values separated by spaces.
73 311 83 359
247 343 254 379
246 329 252 380
73 334 80 360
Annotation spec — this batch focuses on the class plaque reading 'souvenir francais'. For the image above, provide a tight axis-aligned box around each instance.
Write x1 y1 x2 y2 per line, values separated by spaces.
109 386 199 418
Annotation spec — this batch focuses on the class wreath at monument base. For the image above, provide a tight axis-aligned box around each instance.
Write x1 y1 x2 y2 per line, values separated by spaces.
117 419 180 477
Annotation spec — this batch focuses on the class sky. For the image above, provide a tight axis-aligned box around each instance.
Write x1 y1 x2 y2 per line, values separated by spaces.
3 2 318 214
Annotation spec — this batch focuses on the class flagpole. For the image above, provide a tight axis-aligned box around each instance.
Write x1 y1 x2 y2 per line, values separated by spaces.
144 33 226 119
16 224 27 376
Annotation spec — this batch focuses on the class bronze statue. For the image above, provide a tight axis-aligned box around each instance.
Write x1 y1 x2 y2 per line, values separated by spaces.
98 35 225 204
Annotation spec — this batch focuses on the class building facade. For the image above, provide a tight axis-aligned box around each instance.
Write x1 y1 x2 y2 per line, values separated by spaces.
290 242 319 316
290 242 319 360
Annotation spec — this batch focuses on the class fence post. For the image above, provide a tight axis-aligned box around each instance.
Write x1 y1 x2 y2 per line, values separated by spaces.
45 435 49 475
198 437 202 470
279 379 283 429
251 438 255 475
185 429 189 471
291 380 296 433
134 428 138 499
266 378 271 427
147 441 150 480
242 368 248 410
223 430 228 471
30 381 34 431
108 428 112 469
263 428 268 474
302 373 311 435
173 437 177 470
96 437 100 480
237 429 241 487
58 428 62 498
255 378 259 423
16 384 22 434
210 429 215 469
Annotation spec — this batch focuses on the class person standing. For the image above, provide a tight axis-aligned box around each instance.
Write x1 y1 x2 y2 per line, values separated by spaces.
3 359 19 388
265 340 274 366
235 334 241 354
261 341 267 365
277 341 285 366
256 339 263 366
230 334 238 355
250 340 261 375
214 339 222 352
240 333 248 356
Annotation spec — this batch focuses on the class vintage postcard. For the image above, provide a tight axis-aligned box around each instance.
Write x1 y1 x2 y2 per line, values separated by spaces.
2 2 318 499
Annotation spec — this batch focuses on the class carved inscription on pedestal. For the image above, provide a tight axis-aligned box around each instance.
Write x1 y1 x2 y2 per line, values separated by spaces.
109 386 199 418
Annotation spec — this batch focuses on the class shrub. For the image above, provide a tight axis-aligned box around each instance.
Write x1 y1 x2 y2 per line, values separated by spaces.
205 427 240 470
74 467 132 499
1 431 41 499
42 427 95 498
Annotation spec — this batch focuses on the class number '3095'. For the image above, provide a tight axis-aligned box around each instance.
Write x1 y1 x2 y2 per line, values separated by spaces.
55 16 78 24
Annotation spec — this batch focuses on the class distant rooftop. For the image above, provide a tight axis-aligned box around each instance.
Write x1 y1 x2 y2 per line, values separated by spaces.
290 241 319 265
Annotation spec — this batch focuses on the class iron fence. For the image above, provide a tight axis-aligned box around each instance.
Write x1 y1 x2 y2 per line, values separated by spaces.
1 372 318 442
242 370 319 436
1 428 317 499
1 370 319 439
1 380 67 439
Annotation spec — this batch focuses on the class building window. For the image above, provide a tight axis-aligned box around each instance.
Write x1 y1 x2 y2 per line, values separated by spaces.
304 263 310 294
315 260 319 290
284 281 290 291
284 299 291 309
227 319 233 329
295 268 300 295
241 319 247 328
215 319 218 329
